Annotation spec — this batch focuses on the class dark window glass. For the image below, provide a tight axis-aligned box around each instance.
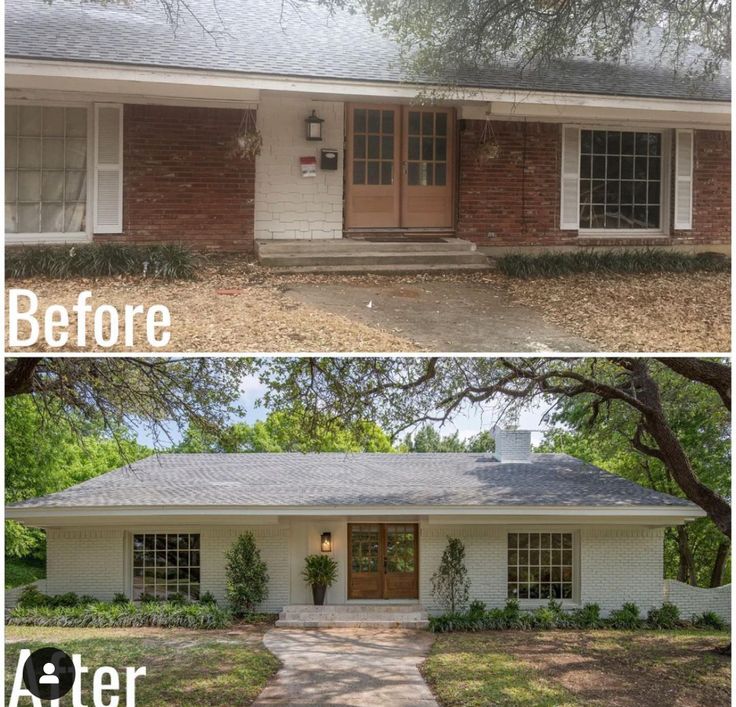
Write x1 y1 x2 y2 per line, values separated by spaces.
367 135 380 159
367 161 380 185
408 137 420 161
579 130 661 229
381 110 394 134
132 534 200 601
436 112 448 135
353 161 365 184
435 163 446 186
421 112 433 134
353 134 365 159
508 533 574 601
422 137 433 161
408 111 420 135
367 110 380 133
354 109 366 133
381 136 393 160
381 161 393 185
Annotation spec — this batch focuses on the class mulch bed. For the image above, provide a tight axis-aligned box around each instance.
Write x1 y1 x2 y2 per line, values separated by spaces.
5 258 729 352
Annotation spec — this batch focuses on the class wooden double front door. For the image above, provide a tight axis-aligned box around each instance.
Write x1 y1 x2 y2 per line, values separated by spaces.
348 523 419 600
345 104 455 230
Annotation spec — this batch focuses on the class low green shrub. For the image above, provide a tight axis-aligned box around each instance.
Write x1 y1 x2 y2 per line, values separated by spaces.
16 586 49 609
497 249 730 279
199 591 218 605
647 602 681 629
5 243 201 280
112 593 131 604
8 601 232 629
569 603 603 629
692 610 727 631
608 602 643 630
428 599 716 633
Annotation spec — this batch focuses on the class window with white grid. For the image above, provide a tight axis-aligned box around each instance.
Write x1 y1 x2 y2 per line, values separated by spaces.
132 533 201 600
579 129 662 230
5 105 88 234
507 532 574 600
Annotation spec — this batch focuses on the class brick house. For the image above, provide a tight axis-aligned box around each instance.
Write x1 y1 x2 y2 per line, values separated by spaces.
5 0 731 256
7 430 730 624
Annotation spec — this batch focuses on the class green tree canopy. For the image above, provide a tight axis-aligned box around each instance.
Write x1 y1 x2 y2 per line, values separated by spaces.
402 425 494 453
175 408 394 453
5 396 151 557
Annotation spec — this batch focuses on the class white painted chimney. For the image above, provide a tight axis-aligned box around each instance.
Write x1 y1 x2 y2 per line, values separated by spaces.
493 428 532 463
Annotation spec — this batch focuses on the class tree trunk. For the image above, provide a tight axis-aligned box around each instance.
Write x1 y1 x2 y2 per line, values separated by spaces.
5 357 41 396
676 526 697 585
710 540 731 588
632 362 732 538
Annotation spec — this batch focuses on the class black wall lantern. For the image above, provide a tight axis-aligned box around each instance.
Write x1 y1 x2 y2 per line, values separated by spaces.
320 532 332 552
305 110 324 141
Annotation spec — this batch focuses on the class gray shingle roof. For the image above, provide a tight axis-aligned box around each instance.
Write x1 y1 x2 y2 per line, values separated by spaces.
9 452 694 509
5 0 730 102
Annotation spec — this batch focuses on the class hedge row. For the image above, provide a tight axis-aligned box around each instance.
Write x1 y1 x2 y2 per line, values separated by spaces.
497 249 729 278
428 599 727 633
8 601 231 630
6 243 201 280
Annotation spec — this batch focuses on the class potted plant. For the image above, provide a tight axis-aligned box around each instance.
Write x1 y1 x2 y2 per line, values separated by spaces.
302 554 338 606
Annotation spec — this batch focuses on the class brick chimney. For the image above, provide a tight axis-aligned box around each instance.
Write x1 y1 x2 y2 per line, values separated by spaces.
493 428 532 463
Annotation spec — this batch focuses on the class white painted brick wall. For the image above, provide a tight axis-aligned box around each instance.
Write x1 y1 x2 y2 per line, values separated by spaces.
579 526 664 614
44 525 289 612
664 580 731 623
46 528 126 601
255 95 344 240
420 524 665 616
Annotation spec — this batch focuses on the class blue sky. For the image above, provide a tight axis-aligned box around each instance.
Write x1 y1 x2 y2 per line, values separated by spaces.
137 373 551 448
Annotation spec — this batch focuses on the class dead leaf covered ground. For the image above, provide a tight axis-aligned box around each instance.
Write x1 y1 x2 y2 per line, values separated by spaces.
5 259 729 352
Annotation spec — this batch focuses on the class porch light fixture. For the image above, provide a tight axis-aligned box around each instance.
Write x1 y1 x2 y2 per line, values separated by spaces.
305 110 324 141
320 532 332 552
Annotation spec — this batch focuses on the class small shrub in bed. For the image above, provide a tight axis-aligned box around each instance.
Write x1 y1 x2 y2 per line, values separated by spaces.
608 602 643 630
692 610 727 631
5 243 201 280
8 601 232 630
569 603 603 629
647 602 681 629
496 249 730 278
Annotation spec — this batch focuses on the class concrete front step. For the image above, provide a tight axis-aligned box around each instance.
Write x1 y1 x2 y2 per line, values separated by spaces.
256 237 491 274
262 252 487 267
275 603 430 629
256 238 477 254
275 620 430 629
262 262 491 275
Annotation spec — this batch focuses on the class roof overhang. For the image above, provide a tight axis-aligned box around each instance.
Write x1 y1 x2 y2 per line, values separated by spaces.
5 58 731 129
6 503 706 528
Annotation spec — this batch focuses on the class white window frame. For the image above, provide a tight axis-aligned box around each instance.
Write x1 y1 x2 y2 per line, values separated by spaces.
506 528 581 608
575 124 672 239
5 99 94 245
128 531 202 602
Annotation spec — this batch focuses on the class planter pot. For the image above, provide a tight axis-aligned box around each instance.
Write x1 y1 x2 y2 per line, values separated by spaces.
311 584 326 606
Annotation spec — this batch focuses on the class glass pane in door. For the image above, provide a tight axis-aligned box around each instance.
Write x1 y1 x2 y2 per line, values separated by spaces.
352 109 394 185
385 524 415 573
351 524 380 573
406 110 449 187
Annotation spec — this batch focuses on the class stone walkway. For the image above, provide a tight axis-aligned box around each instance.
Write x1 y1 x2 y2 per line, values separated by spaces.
255 628 438 706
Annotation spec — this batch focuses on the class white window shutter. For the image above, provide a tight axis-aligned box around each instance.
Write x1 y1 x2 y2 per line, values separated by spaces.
94 104 123 233
560 125 580 230
674 129 693 230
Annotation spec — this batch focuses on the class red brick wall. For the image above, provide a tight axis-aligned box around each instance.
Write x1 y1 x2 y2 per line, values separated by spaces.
457 120 730 249
672 130 730 245
95 104 256 251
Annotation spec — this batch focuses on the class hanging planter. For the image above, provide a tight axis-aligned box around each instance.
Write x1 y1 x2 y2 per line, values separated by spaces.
476 117 500 162
230 110 263 160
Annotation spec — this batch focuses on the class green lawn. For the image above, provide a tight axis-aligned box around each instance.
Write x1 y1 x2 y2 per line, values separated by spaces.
422 629 731 707
5 556 45 589
5 626 279 706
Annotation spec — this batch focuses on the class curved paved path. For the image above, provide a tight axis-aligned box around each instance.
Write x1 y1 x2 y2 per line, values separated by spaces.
255 628 437 706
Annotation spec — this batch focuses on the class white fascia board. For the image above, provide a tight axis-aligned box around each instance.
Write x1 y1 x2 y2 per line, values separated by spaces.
6 503 706 526
6 58 730 124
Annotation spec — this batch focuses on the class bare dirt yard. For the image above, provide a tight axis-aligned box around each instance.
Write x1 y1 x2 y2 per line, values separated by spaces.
6 259 729 352
423 629 731 707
